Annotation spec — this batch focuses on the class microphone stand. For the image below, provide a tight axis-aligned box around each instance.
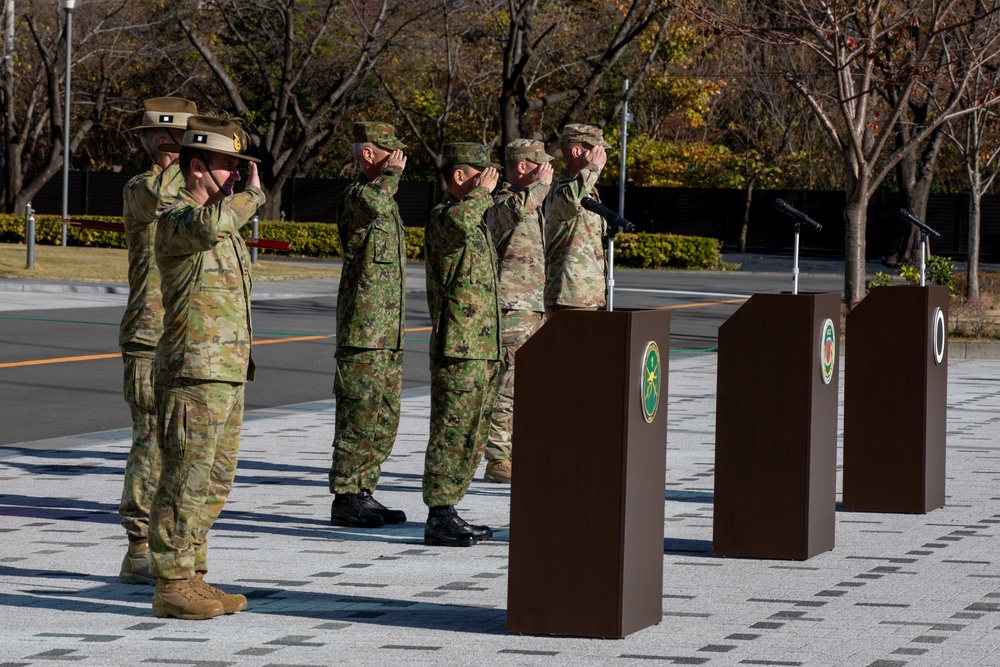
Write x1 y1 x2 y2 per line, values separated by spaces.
607 226 616 311
920 229 927 287
792 222 801 295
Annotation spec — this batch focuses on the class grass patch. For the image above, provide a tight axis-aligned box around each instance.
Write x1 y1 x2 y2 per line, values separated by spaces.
0 243 340 283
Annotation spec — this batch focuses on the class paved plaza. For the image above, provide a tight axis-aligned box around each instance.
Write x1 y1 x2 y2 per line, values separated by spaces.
2 350 1000 666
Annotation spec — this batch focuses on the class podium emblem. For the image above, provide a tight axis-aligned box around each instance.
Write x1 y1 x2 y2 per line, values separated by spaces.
641 341 661 423
932 307 945 365
820 318 836 384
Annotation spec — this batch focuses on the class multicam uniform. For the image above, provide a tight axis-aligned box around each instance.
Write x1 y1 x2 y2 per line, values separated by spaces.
543 165 607 309
424 186 502 507
118 164 183 543
484 180 549 461
149 185 265 581
329 166 406 495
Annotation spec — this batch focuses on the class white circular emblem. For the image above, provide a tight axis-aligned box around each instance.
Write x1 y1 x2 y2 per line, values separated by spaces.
820 318 836 385
932 307 945 365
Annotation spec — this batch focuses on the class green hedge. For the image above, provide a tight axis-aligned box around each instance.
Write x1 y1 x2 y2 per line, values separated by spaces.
0 215 721 269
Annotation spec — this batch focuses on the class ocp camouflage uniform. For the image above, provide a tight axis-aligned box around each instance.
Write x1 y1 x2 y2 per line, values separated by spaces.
543 166 606 309
424 182 501 507
119 164 183 543
149 184 264 581
329 163 406 495
485 179 549 461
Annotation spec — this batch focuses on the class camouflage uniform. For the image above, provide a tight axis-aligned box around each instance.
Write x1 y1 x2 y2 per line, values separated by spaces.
119 164 183 542
330 122 407 496
544 124 611 310
149 182 265 581
424 144 502 507
485 152 550 461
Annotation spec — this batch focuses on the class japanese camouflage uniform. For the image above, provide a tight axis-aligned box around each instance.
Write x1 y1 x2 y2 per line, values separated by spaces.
118 97 196 574
329 122 407 496
484 139 552 462
149 117 265 582
424 142 502 507
543 124 611 310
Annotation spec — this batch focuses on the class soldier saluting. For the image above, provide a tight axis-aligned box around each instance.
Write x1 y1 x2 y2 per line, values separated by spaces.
328 122 408 529
423 143 502 547
149 116 264 620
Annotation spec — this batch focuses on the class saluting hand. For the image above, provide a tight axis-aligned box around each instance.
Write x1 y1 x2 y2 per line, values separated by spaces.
474 167 499 193
535 162 554 186
385 150 407 172
586 145 608 170
247 161 262 190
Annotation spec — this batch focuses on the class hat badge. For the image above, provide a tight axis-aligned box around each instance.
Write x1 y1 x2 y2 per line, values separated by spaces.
159 114 173 123
193 133 207 144
233 133 242 152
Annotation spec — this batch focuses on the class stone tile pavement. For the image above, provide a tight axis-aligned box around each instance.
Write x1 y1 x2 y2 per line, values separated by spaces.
2 354 1000 666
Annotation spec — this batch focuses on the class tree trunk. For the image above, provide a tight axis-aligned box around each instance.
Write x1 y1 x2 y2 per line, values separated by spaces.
967 188 981 301
739 181 753 254
843 194 868 309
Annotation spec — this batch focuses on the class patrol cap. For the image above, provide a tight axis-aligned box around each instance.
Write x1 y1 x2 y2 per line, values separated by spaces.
505 138 553 164
442 142 499 170
131 97 197 131
352 121 406 150
158 116 260 163
560 123 611 148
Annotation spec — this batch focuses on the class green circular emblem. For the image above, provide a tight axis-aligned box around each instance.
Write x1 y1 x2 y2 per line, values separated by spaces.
641 341 661 423
820 318 836 385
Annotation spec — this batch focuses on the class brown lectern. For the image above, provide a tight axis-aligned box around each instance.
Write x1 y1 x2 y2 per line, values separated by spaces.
507 309 669 639
713 292 840 560
842 285 948 513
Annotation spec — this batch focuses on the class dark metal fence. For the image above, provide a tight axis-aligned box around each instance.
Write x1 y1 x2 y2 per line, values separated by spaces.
29 171 1000 262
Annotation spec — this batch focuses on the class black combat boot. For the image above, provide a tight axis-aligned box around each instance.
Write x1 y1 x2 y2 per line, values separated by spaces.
359 490 406 524
424 506 476 547
331 493 385 528
455 513 493 541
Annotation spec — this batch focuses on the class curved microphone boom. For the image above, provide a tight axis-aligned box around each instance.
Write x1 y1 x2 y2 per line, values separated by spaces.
898 209 941 238
773 198 823 231
581 197 636 233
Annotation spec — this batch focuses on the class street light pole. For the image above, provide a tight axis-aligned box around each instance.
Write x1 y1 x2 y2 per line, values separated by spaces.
60 0 75 246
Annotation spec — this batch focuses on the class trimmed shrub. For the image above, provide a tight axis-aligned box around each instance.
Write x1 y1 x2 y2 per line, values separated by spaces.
613 232 722 269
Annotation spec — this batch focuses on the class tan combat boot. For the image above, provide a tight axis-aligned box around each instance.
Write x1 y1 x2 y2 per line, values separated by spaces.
484 459 512 484
193 573 248 614
152 578 225 620
119 540 156 585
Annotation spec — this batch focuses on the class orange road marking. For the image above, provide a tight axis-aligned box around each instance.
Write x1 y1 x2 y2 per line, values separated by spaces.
0 326 437 368
658 298 746 310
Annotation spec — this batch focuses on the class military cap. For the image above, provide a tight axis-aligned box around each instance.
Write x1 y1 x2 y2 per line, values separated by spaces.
505 138 553 164
158 116 260 163
442 142 499 170
560 123 611 148
131 97 198 131
352 121 406 150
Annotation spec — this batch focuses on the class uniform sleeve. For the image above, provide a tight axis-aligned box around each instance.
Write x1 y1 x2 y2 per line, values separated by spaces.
487 181 550 243
122 172 161 229
158 188 266 256
547 168 598 219
354 167 402 216
438 186 493 243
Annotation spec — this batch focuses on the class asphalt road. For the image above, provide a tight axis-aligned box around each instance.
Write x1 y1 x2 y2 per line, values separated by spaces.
0 263 844 446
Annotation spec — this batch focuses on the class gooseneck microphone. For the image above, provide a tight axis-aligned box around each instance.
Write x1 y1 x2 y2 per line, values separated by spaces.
773 198 822 231
898 209 941 238
581 197 636 232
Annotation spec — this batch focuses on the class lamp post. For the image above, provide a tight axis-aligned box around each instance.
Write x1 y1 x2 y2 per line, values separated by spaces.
60 0 75 247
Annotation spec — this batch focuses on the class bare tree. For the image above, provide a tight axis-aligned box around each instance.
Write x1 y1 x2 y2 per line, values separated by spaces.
703 0 1000 307
1 0 154 213
176 0 424 219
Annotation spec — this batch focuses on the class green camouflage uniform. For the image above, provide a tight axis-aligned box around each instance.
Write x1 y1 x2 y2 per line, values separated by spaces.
118 163 183 543
543 165 606 309
485 178 549 461
424 155 501 507
330 164 406 495
149 184 264 581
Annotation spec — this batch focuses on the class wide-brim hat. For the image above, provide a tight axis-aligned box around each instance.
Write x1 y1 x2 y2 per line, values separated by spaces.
158 116 260 163
353 121 406 151
560 123 611 148
131 97 197 131
442 142 499 170
505 138 553 164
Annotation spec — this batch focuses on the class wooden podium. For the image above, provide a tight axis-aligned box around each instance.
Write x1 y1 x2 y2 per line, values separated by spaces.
507 309 670 639
713 292 840 560
842 285 948 513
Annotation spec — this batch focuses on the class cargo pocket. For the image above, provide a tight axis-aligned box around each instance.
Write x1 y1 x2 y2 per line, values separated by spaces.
372 221 396 264
334 357 374 400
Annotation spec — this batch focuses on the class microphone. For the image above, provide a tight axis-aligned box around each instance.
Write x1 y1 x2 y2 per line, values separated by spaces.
581 197 636 232
898 209 941 238
773 198 822 231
